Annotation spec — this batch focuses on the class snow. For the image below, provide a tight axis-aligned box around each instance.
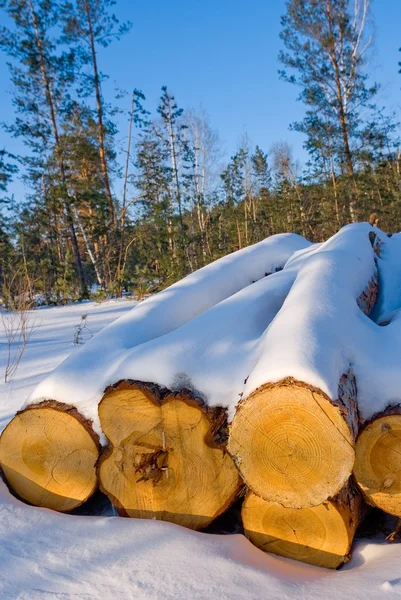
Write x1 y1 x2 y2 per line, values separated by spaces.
245 222 379 403
8 223 401 433
25 233 310 437
243 224 401 421
2 285 401 598
113 270 296 419
87 223 392 422
20 223 401 428
0 299 134 434
372 232 401 322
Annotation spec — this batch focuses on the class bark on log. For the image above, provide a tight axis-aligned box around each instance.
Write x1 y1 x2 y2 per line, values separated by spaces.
229 373 359 509
354 406 401 517
0 401 100 512
98 380 243 530
242 479 364 569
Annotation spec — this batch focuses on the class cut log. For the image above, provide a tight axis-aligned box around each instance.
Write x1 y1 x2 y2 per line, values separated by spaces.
0 402 100 512
98 381 243 530
354 407 401 517
242 480 364 569
228 224 381 509
229 374 359 508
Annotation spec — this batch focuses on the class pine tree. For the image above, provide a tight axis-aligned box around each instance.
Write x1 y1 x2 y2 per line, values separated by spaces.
0 150 17 195
61 0 131 227
133 128 173 285
60 100 109 287
279 0 377 176
0 0 88 297
0 149 17 291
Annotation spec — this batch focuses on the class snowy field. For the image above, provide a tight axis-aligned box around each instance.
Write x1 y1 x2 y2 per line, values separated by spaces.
0 299 401 599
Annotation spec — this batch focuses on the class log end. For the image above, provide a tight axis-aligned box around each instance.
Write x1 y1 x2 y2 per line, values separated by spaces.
0 403 99 512
354 414 401 517
98 381 242 530
228 380 355 508
242 491 357 569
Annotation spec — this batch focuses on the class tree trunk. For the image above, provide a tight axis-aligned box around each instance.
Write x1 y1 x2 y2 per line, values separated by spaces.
193 137 207 264
242 479 364 569
0 401 100 512
73 205 103 287
354 405 401 518
98 381 242 530
326 1 354 177
84 0 115 225
115 90 135 294
28 0 87 298
166 106 184 237
330 157 340 225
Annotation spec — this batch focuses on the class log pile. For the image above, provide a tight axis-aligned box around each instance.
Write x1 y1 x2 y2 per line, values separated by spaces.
0 233 307 513
3 223 401 570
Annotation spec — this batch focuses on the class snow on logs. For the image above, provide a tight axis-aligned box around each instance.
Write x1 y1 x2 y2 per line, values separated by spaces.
353 234 401 519
96 267 298 527
228 223 381 509
24 232 310 437
0 233 309 514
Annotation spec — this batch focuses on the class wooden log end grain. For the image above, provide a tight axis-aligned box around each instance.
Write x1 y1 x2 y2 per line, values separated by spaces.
98 380 243 530
242 481 363 569
354 407 401 518
228 374 358 509
0 401 100 512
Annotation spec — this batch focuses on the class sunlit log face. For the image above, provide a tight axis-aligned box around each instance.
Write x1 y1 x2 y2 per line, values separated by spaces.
0 403 100 512
228 379 357 509
242 487 363 569
98 381 242 530
355 413 401 517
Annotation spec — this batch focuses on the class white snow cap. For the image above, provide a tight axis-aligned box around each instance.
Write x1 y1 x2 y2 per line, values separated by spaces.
26 222 401 432
245 222 379 400
26 233 310 437
245 223 401 421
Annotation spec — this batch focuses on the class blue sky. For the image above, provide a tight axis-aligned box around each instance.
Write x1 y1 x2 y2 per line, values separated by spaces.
0 0 400 199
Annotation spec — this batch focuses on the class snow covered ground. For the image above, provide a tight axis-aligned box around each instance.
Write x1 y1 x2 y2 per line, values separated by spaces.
0 299 401 599
0 299 134 433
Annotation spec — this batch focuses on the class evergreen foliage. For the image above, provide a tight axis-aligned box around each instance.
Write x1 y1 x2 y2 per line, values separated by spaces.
0 0 400 305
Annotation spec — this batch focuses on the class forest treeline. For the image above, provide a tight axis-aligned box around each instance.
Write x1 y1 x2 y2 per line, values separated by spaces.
0 0 400 306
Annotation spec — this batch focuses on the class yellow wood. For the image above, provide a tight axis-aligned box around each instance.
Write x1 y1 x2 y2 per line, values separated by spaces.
242 491 358 569
98 383 242 530
354 414 401 516
0 406 99 511
228 382 355 508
